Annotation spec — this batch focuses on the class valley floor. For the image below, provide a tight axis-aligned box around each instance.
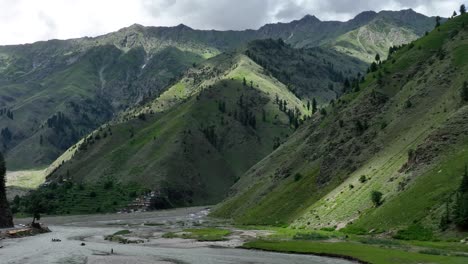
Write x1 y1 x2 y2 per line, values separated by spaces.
0 207 351 264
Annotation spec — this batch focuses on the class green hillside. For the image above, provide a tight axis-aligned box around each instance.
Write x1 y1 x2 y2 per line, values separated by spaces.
213 13 468 237
245 39 366 102
15 50 314 214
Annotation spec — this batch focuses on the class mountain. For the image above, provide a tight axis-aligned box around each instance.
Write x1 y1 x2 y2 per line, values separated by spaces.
330 10 435 62
258 9 436 62
245 40 366 102
0 41 205 170
13 40 368 214
213 13 468 234
0 9 435 171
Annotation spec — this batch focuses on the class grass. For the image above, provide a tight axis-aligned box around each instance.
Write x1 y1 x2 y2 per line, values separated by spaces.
243 240 468 264
333 18 420 63
6 169 47 189
113 230 131 236
163 228 232 241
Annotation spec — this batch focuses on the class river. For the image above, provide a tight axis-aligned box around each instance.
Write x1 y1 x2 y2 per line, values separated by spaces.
1 207 354 264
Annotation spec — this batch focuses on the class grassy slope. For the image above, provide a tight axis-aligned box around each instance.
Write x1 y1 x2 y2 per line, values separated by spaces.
213 14 468 232
332 17 419 62
41 53 306 210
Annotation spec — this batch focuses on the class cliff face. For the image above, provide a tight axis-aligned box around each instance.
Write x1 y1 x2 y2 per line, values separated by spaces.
0 152 13 228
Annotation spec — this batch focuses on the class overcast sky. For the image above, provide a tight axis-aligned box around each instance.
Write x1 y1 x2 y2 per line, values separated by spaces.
0 0 463 45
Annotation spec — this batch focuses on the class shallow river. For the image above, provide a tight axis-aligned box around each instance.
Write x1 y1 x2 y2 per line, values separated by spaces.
1 207 354 264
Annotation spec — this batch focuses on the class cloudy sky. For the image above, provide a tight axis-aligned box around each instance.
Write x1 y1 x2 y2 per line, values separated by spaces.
0 0 463 45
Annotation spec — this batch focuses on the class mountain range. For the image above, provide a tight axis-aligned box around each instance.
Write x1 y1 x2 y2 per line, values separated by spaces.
0 9 436 170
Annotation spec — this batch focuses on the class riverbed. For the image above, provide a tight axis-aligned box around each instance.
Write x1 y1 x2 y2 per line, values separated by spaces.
1 207 354 264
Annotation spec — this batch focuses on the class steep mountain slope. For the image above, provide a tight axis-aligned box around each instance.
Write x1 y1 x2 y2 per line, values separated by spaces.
0 42 204 170
245 39 366 102
213 14 468 234
0 9 434 170
21 49 311 214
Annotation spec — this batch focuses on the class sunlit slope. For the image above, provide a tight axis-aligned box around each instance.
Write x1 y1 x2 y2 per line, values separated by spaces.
213 14 468 232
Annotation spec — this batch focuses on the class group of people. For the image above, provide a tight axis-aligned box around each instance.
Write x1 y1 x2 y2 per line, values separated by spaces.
51 238 61 242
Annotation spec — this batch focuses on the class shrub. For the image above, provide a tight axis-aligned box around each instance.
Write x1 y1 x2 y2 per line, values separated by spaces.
359 175 367 183
293 232 329 241
371 191 383 207
294 173 303 182
393 224 433 241
341 226 368 235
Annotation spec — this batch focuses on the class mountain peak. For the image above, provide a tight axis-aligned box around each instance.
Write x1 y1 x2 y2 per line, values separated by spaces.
119 23 145 34
351 11 378 23
300 14 321 23
175 23 193 30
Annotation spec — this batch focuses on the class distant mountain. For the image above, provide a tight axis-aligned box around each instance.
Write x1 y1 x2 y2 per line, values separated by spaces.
213 14 468 235
0 9 436 170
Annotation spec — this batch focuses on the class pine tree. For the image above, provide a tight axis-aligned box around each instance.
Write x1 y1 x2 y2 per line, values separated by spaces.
436 16 441 28
454 165 468 229
343 78 351 92
439 199 451 231
0 151 14 228
460 165 468 193
461 4 466 14
461 81 468 102
312 98 317 114
375 53 380 62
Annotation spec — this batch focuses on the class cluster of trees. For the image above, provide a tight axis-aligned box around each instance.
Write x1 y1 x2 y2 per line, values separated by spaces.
275 95 301 129
47 111 72 134
78 126 112 152
0 108 14 119
343 75 363 93
201 125 218 148
234 94 257 129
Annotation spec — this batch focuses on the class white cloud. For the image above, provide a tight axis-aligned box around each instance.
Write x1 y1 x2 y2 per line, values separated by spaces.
0 0 462 45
